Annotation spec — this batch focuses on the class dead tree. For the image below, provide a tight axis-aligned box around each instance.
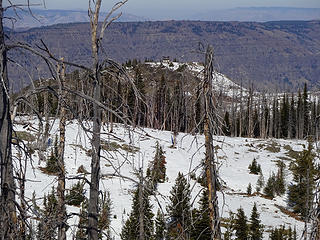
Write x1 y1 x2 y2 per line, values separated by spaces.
138 168 145 240
87 1 103 239
203 45 221 239
57 60 67 240
0 1 18 238
87 1 128 239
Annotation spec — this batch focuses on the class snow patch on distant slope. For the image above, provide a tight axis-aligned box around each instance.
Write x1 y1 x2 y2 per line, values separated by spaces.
146 61 248 98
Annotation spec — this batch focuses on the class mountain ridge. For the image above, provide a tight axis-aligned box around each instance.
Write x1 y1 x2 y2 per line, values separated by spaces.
7 20 320 91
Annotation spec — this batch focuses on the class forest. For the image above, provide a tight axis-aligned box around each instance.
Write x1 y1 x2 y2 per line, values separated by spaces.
1 1 320 240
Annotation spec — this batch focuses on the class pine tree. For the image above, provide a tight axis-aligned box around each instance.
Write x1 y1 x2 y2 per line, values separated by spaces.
76 199 88 240
234 207 248 240
98 191 112 239
191 189 211 240
167 172 192 239
223 212 235 240
247 183 252 195
155 74 167 129
288 94 296 138
37 187 58 240
280 94 289 138
147 142 167 190
253 107 260 137
155 209 166 240
65 181 85 206
248 158 261 175
288 140 317 217
274 161 286 196
264 173 276 198
223 111 231 136
133 67 146 126
302 83 309 137
269 225 296 240
256 172 264 193
249 203 263 240
120 186 154 240
297 90 303 139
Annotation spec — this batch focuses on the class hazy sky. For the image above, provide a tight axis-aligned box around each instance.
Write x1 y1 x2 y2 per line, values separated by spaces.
14 0 320 19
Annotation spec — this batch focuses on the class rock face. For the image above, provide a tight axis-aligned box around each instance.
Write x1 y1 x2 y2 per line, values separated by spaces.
7 20 320 91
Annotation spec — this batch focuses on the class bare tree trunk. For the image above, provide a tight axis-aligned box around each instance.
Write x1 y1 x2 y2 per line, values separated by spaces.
138 168 145 240
203 45 221 240
248 86 253 138
0 1 17 237
239 83 243 137
37 85 50 164
57 60 67 240
88 1 102 239
17 151 26 239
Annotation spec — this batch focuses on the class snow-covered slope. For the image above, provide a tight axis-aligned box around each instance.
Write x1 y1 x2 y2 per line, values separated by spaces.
146 61 248 98
13 117 307 239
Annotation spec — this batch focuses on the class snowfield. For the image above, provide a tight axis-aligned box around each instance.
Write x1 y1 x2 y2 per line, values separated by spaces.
13 116 307 239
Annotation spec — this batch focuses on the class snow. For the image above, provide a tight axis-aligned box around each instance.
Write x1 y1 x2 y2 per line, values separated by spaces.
13 116 308 239
146 61 248 98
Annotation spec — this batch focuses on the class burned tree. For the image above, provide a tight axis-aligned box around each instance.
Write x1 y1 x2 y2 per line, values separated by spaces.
0 0 17 238
203 45 221 239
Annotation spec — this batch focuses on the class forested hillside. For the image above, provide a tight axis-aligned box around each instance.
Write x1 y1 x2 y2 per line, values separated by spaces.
14 61 320 141
7 20 320 91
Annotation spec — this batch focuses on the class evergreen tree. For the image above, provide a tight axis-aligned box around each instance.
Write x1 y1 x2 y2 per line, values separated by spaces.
223 212 235 240
274 161 286 196
98 191 112 240
76 192 112 240
249 203 263 240
288 140 317 217
296 90 303 139
133 68 146 126
248 158 261 175
76 199 88 240
269 225 297 240
263 162 285 198
147 141 167 190
256 172 264 193
302 83 309 137
247 183 252 195
280 94 289 138
37 187 58 240
194 84 202 133
120 186 154 240
155 74 167 129
253 107 260 137
234 207 248 240
264 173 276 198
167 172 192 239
65 181 85 206
289 94 296 138
223 111 231 136
155 209 166 240
191 190 211 240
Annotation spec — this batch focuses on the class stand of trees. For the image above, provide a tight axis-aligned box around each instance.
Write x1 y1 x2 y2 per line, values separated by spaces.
16 63 319 141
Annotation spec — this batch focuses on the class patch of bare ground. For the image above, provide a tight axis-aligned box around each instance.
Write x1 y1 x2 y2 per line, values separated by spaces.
274 204 303 222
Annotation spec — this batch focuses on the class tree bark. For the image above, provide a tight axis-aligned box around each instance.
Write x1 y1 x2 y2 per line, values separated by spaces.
0 1 17 238
57 60 67 240
88 1 102 239
203 45 221 240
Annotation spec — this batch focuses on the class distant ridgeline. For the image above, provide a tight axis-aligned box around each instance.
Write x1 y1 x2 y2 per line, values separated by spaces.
13 61 320 140
6 20 320 92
